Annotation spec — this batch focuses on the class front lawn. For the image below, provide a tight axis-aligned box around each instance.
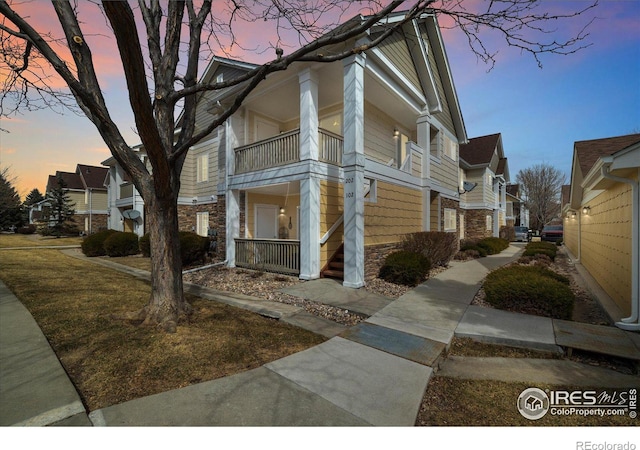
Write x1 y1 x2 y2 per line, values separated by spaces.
0 238 324 411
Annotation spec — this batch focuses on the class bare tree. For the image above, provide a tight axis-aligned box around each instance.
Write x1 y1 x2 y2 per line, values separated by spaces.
0 0 596 330
516 163 566 231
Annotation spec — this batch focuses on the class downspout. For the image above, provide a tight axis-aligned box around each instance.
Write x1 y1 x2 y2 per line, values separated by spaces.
601 164 639 331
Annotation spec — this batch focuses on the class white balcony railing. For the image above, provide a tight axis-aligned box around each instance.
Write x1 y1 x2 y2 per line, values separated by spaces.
234 128 343 174
235 238 300 275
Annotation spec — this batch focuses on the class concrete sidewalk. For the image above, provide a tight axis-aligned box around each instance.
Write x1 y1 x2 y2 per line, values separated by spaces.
0 282 90 426
2 244 639 426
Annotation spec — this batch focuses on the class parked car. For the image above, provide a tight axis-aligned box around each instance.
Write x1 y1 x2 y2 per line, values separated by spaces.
541 225 563 242
514 226 532 242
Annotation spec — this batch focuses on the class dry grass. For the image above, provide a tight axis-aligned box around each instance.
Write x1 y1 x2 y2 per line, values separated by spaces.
0 233 82 248
101 255 152 271
417 338 637 426
0 237 324 411
417 378 636 426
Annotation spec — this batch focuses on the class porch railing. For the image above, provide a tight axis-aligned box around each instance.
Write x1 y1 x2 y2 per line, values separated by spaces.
234 128 343 174
235 238 300 275
235 129 300 174
318 128 343 166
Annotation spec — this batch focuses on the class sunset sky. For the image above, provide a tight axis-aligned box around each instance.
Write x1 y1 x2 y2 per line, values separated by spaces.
1 0 639 199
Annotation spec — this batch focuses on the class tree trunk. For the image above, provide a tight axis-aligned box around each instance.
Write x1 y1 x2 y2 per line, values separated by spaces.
139 193 191 332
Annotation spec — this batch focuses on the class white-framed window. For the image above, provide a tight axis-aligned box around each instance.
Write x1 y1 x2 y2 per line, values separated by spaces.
196 211 209 237
444 208 457 232
486 215 493 231
444 135 457 161
196 153 209 183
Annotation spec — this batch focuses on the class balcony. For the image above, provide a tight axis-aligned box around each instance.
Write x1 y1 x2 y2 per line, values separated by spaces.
234 128 343 174
119 183 134 199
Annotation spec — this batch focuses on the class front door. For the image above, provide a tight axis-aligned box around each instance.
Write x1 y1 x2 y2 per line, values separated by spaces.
255 204 278 239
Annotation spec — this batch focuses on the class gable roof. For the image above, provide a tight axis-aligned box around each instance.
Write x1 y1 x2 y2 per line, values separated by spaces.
76 164 108 190
47 171 83 192
574 134 640 176
459 133 502 166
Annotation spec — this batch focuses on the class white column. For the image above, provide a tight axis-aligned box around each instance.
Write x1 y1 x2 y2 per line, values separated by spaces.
226 189 240 267
297 68 321 279
299 177 321 279
418 113 431 232
225 119 239 267
342 54 366 288
422 187 431 231
417 113 431 180
299 69 319 161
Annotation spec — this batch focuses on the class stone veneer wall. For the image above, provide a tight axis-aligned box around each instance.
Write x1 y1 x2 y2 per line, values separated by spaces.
364 242 402 281
71 213 108 234
440 197 461 242
464 208 492 241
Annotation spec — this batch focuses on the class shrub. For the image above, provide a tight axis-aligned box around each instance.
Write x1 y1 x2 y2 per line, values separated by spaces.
477 237 509 255
401 231 458 267
140 231 209 266
179 231 210 266
139 233 151 257
104 232 140 257
460 240 488 257
81 229 118 257
483 265 574 319
523 241 557 260
379 251 431 286
16 224 36 234
455 249 481 260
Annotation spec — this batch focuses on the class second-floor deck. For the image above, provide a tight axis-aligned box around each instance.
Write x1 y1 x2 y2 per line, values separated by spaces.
234 128 343 174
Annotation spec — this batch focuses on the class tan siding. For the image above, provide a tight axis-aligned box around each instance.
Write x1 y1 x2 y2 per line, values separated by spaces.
424 28 455 135
430 152 458 191
89 191 108 210
463 169 485 204
580 182 633 315
563 213 579 257
320 180 344 269
375 30 421 94
67 191 85 210
365 181 422 245
430 193 440 231
363 102 396 164
180 151 196 198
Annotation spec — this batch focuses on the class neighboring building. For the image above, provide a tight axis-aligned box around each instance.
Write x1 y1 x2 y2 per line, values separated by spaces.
103 10 469 288
506 183 529 228
32 164 109 234
459 133 510 240
563 133 640 331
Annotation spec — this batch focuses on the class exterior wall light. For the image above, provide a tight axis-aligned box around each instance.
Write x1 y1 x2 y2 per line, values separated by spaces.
582 206 590 215
393 128 399 137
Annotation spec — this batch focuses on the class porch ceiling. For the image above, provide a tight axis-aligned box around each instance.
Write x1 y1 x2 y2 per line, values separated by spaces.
245 181 301 196
243 62 420 128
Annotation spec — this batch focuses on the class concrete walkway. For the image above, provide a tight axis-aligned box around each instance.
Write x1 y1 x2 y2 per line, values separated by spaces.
1 244 639 426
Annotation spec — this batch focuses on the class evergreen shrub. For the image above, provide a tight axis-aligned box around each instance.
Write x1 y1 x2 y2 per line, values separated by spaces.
81 229 118 257
483 265 574 319
379 250 431 286
104 232 140 257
